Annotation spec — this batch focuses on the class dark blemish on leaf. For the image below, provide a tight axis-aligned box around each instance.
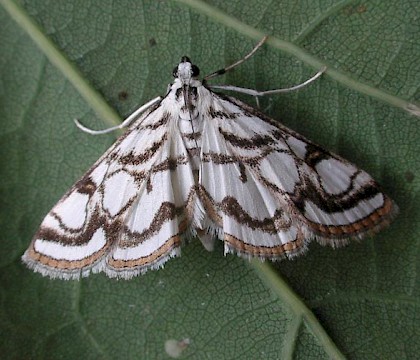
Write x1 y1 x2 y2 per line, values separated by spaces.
357 4 367 13
149 38 157 47
118 91 129 101
343 4 367 15
405 171 415 183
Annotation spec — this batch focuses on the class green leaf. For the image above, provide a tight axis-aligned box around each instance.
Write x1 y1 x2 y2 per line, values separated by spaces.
1 0 419 359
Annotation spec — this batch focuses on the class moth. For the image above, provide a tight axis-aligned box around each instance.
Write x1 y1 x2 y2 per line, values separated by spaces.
22 37 397 279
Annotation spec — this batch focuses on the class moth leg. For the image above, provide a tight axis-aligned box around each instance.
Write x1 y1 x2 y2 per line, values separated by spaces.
204 36 268 81
254 96 260 109
210 66 327 96
74 96 162 135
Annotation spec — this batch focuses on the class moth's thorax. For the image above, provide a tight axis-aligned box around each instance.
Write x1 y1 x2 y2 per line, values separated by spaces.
169 78 203 117
169 78 206 171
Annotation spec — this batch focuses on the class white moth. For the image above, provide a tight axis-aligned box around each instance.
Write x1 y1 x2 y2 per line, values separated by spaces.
22 37 398 279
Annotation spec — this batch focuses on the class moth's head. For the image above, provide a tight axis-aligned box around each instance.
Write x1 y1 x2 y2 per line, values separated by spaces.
173 56 200 83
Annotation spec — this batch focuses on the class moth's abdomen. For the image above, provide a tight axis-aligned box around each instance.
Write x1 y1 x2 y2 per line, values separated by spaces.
178 116 203 171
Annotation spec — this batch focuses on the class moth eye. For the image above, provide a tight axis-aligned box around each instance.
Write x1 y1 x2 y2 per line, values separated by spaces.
191 65 200 77
172 67 178 78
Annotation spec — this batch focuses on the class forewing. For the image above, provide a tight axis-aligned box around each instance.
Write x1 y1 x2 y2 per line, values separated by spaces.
103 118 197 278
200 92 397 259
23 102 196 279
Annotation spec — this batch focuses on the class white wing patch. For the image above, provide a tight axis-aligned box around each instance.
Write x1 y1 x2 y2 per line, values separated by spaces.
34 228 106 262
49 192 90 229
22 57 397 280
